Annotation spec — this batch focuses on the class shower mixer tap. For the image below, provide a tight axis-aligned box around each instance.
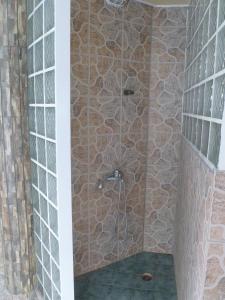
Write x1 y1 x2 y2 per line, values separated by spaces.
97 169 124 189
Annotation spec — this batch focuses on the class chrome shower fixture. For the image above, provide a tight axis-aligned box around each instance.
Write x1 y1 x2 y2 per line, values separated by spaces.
97 169 124 189
105 0 129 8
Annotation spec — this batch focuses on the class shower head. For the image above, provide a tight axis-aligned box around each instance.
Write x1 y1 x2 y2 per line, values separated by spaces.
105 0 129 8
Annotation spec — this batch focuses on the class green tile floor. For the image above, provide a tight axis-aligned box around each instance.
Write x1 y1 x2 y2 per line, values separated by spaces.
75 252 177 300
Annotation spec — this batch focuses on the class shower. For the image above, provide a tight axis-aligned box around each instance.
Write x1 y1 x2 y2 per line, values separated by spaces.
105 0 129 8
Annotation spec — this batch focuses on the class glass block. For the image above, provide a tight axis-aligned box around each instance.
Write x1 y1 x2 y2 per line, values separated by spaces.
35 40 43 73
43 270 52 299
37 137 46 166
191 118 197 144
34 235 42 259
38 166 47 195
34 211 41 237
45 71 55 104
31 162 38 187
219 0 225 26
200 50 207 80
213 74 225 119
50 233 59 264
35 0 42 6
36 258 43 282
42 246 51 275
28 47 34 75
35 74 44 103
47 141 56 173
34 5 43 40
198 84 204 115
37 281 44 297
30 134 37 160
208 122 221 166
188 116 192 141
194 88 199 114
28 77 35 104
41 221 50 249
204 80 213 116
206 38 215 77
46 108 55 139
45 33 55 68
203 11 209 46
29 107 36 132
27 17 33 46
40 195 48 223
201 121 210 156
216 26 225 73
49 204 58 235
196 119 203 150
52 260 60 291
209 0 218 37
36 107 45 136
45 0 54 33
53 286 61 300
48 173 57 204
27 0 34 15
32 186 39 211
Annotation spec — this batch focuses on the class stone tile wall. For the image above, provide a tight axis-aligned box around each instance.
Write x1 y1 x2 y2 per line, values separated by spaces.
144 7 186 254
71 0 152 275
0 0 35 297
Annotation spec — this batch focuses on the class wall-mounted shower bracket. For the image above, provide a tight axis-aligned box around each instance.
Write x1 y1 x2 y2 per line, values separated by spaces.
97 169 124 189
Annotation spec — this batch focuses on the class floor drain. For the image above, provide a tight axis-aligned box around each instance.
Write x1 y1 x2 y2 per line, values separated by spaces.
142 273 153 281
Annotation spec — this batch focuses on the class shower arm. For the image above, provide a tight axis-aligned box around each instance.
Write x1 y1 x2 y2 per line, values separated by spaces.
97 169 124 189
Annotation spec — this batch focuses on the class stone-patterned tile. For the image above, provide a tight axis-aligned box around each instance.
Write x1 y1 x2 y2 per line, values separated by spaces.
123 0 152 26
89 97 121 135
71 53 89 97
122 21 151 63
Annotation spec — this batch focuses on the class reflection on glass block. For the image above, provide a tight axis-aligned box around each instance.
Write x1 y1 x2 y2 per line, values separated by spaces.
50 233 59 264
34 5 43 40
41 221 50 249
49 204 58 235
37 137 46 166
46 108 56 139
43 270 52 299
31 162 38 187
45 0 54 33
30 135 37 160
200 50 207 80
206 38 215 77
208 123 221 167
36 107 45 136
43 246 51 274
28 77 35 104
34 235 42 259
35 74 44 103
35 0 42 6
196 119 202 150
201 121 210 156
45 33 55 68
32 186 39 212
216 26 225 72
204 80 213 116
28 47 34 75
38 166 47 195
48 173 57 204
36 258 43 282
35 40 43 72
53 286 61 300
52 260 60 291
29 107 36 132
198 84 204 115
40 195 48 223
213 74 225 119
27 17 33 46
27 0 34 15
219 0 225 26
45 71 55 104
194 88 199 114
47 141 56 173
34 211 41 237
209 0 218 37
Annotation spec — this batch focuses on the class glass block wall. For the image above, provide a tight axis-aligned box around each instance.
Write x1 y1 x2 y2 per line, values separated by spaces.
27 0 61 299
183 0 225 168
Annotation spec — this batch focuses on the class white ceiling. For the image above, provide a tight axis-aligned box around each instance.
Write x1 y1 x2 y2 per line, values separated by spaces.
138 0 190 6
